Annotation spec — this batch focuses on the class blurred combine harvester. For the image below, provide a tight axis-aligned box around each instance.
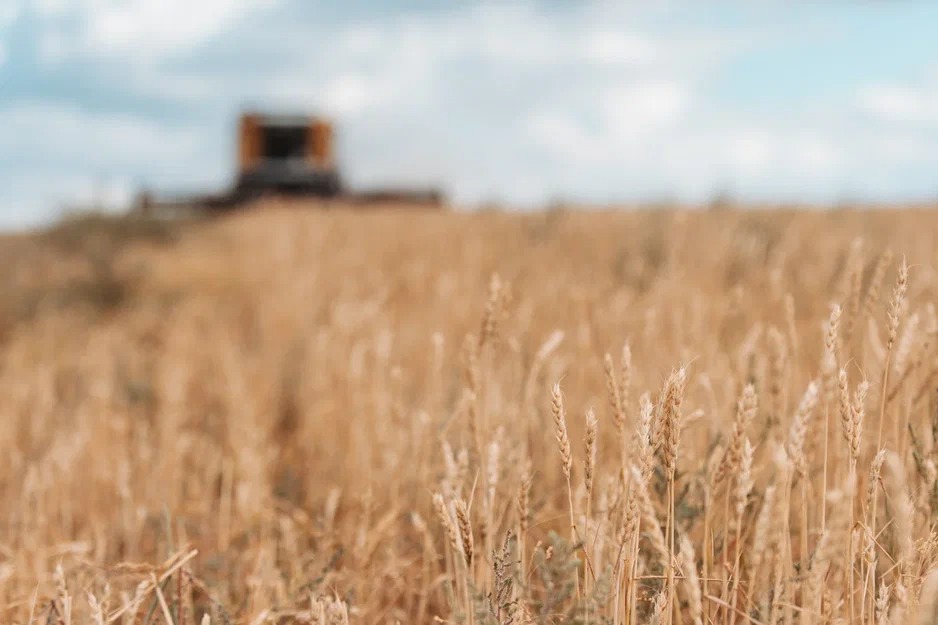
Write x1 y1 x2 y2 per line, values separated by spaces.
236 112 342 197
136 111 444 214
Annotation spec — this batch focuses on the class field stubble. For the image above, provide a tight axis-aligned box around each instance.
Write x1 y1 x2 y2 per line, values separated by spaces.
0 203 937 624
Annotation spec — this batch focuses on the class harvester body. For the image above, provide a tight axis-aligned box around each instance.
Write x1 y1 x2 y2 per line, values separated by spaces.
134 110 443 214
235 113 342 197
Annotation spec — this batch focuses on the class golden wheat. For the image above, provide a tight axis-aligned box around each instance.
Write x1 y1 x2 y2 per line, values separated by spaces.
1 203 937 624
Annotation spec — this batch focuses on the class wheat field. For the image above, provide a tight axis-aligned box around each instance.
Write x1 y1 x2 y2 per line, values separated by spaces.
1 203 937 625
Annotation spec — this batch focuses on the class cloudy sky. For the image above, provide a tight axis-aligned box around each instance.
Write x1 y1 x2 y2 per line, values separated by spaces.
1 1 938 228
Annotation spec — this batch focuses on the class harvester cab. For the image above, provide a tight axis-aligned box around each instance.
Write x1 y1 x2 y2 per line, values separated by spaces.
235 112 342 198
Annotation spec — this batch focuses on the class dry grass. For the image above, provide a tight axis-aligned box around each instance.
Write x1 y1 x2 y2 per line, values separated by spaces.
1 201 938 625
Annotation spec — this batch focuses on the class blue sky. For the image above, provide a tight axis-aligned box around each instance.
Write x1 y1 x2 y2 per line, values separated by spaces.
1 1 938 228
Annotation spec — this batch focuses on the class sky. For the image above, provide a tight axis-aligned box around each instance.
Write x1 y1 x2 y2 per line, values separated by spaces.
1 1 938 228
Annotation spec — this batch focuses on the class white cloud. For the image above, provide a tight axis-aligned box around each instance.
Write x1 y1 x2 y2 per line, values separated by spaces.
524 80 691 166
726 130 774 176
32 0 280 64
600 80 690 136
0 3 19 27
0 0 17 64
791 134 842 175
0 103 201 165
36 28 67 63
581 30 656 65
31 0 70 16
322 74 379 116
859 84 938 124
525 111 597 162
84 0 270 58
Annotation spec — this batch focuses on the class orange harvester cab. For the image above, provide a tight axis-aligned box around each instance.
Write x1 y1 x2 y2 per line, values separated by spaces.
235 112 341 197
